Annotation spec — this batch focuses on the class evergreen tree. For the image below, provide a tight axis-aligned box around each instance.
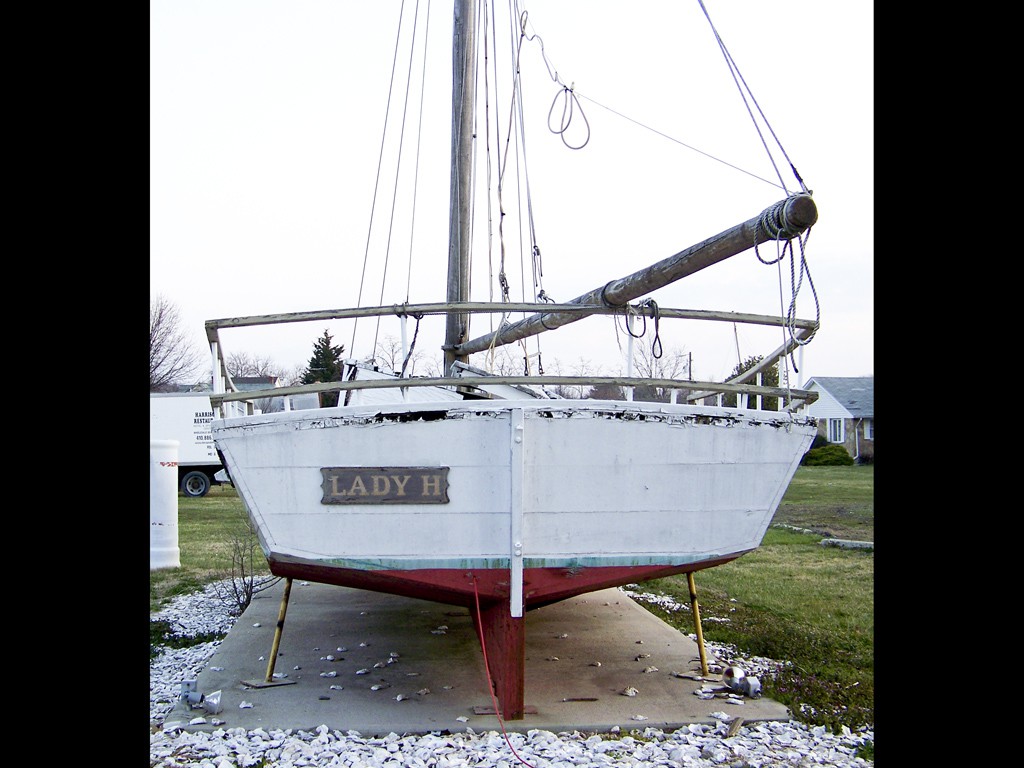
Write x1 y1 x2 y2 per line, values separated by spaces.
302 329 346 407
723 354 779 410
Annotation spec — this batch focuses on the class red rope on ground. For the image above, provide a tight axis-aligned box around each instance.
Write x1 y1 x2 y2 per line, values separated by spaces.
472 578 539 768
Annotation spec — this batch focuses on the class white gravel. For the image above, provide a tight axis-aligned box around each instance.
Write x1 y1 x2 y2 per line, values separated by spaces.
150 582 873 767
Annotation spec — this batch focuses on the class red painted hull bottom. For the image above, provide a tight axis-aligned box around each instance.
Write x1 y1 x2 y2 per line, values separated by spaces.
265 556 745 720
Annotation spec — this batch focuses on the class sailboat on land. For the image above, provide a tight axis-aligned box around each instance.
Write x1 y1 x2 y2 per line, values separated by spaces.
207 0 821 720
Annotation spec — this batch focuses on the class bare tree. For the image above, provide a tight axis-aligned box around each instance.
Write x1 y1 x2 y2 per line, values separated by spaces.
282 363 307 386
212 516 281 615
372 334 429 376
417 354 444 378
224 352 298 413
467 340 555 379
226 352 286 379
629 344 690 402
471 346 525 376
150 295 202 391
548 357 603 399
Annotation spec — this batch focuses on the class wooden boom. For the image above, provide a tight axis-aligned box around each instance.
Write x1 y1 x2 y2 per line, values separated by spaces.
451 193 817 358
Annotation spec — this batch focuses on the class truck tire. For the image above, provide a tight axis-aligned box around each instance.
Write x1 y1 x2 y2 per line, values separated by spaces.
181 471 211 498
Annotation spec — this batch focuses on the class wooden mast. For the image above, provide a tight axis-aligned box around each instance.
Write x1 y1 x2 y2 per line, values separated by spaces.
445 0 527 722
443 0 476 375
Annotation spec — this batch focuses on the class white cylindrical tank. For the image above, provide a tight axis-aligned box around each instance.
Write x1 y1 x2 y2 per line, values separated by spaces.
150 439 181 569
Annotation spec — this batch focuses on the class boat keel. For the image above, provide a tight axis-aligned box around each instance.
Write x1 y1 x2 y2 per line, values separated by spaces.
471 598 526 720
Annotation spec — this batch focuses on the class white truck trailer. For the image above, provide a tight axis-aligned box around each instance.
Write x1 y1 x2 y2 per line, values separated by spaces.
149 392 252 497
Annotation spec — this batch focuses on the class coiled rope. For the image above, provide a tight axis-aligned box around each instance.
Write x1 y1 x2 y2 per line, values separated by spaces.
753 196 820 400
624 298 663 360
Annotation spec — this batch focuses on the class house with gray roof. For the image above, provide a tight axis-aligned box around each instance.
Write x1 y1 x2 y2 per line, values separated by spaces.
162 376 292 412
231 375 286 412
803 376 874 462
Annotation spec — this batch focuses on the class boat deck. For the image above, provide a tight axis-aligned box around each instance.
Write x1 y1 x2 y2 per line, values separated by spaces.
164 581 790 736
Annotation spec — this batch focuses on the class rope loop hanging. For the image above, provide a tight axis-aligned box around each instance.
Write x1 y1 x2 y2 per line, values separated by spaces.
622 298 663 359
547 85 590 149
749 195 821 380
519 10 590 150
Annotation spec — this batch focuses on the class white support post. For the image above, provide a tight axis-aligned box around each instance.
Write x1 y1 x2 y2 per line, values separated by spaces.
211 341 224 418
508 409 525 618
400 315 409 376
625 314 635 402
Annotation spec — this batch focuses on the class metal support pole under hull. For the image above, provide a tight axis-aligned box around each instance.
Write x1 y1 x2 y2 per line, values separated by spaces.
687 573 709 677
242 577 297 689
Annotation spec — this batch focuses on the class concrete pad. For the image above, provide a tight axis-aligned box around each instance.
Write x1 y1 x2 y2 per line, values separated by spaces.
166 580 790 736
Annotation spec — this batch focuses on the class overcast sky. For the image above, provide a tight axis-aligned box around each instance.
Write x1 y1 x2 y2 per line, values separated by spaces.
150 0 873 387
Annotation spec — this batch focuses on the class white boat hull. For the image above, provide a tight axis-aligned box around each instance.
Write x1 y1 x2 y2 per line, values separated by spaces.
213 399 816 612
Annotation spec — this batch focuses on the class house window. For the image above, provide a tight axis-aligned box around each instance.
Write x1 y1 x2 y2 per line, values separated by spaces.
863 419 873 440
827 418 844 443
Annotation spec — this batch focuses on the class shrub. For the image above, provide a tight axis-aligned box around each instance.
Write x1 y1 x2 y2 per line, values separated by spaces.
802 444 854 466
808 434 829 451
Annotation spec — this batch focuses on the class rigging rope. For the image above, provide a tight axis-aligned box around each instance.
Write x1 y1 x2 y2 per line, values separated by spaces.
403 0 434 308
536 1 812 196
371 0 429 359
696 0 809 196
482 0 510 376
573 92 782 191
518 10 591 150
513 6 548 374
350 0 410 360
483 3 553 377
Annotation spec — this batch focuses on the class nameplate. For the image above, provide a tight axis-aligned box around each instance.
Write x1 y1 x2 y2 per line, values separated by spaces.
320 467 450 505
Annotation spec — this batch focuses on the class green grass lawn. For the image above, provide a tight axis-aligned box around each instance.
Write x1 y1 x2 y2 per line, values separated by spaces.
773 464 874 541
